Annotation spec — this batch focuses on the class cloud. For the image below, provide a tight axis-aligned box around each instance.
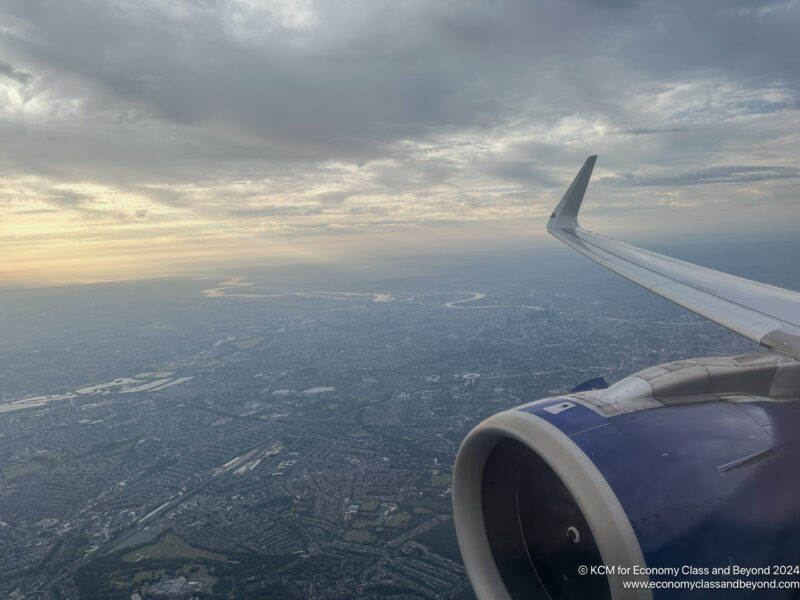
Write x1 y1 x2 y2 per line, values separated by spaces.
615 128 688 135
227 205 324 218
0 0 799 282
0 59 30 83
2 1 794 164
602 165 800 186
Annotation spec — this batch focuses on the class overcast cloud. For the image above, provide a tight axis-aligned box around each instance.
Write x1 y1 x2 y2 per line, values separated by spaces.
1 0 799 282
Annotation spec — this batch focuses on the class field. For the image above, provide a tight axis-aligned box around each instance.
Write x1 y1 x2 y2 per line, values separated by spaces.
1 460 48 480
431 472 453 486
122 533 228 563
344 530 376 543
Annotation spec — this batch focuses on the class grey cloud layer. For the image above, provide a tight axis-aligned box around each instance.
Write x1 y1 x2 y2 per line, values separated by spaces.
1 0 799 237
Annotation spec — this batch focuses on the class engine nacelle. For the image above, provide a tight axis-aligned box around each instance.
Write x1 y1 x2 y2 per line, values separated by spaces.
453 353 800 599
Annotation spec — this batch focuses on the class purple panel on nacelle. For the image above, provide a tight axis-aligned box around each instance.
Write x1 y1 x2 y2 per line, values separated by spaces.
517 398 607 437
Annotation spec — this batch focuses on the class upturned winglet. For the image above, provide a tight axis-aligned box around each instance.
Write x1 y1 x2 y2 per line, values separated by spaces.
547 154 597 233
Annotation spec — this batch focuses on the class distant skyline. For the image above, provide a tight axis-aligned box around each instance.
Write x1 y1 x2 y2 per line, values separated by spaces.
2 0 799 284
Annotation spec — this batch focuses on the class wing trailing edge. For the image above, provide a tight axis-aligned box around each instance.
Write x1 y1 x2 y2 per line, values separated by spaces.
547 157 800 360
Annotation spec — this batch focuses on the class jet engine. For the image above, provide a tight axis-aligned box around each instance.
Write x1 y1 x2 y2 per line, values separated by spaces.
453 352 800 599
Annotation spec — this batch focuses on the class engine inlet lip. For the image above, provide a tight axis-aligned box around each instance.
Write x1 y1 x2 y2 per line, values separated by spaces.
452 409 652 600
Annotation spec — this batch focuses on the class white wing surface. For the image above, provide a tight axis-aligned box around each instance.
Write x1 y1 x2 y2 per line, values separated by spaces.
548 156 800 359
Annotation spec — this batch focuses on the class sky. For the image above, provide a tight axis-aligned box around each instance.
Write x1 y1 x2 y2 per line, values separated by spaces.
1 0 799 284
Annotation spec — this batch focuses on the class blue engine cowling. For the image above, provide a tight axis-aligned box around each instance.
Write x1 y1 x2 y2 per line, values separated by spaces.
453 354 800 599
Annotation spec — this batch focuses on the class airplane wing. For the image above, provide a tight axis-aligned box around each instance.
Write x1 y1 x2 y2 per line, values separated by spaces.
547 156 800 360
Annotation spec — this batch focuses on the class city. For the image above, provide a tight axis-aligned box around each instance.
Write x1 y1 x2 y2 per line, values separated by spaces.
0 245 779 599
